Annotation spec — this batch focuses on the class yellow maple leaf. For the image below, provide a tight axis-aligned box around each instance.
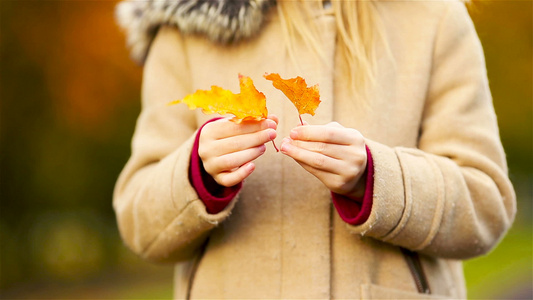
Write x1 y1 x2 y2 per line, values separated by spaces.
264 73 320 121
169 74 268 123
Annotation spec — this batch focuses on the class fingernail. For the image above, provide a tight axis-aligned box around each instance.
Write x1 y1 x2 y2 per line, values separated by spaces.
280 142 290 153
267 114 279 124
246 162 255 172
266 119 277 129
268 129 277 140
290 129 298 139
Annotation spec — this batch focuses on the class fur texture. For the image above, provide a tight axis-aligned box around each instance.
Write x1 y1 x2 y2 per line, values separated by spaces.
116 0 275 64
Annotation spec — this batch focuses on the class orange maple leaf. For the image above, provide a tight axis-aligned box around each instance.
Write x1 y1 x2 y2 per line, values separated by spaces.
264 73 320 124
169 74 268 123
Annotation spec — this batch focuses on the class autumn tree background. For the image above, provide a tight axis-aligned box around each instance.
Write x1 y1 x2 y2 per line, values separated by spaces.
0 1 531 299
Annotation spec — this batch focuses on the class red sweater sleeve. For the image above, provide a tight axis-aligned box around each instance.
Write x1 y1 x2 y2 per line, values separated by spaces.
189 118 241 214
331 145 374 225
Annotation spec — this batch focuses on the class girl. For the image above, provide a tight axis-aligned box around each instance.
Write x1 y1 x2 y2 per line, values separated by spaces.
114 0 516 298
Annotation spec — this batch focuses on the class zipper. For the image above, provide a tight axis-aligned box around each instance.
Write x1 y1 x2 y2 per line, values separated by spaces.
400 248 431 294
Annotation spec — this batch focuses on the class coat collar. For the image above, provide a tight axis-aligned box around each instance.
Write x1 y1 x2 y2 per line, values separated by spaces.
116 0 275 64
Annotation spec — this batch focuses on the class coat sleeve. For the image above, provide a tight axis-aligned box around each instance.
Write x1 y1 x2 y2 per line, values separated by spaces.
347 2 516 259
113 27 238 263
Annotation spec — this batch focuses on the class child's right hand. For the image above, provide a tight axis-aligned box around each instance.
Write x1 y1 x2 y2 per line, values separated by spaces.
198 115 278 187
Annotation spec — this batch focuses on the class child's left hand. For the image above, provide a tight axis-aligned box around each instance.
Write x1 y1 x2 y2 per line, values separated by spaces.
280 122 367 198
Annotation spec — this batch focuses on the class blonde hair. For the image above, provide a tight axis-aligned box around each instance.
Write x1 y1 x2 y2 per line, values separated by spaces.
277 0 389 97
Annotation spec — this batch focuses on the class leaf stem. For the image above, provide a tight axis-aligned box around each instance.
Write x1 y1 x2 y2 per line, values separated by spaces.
271 140 279 152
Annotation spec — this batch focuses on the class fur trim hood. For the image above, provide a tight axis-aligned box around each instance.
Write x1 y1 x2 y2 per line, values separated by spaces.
116 0 275 64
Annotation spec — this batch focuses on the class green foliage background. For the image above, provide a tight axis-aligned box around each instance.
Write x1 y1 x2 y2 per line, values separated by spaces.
0 1 531 299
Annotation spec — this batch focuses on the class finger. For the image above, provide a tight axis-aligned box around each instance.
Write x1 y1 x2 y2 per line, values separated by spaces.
288 139 354 160
292 159 331 181
282 136 367 172
327 121 343 128
208 128 276 155
204 144 266 174
289 125 362 145
214 162 255 187
281 139 365 194
205 118 277 140
295 161 360 195
280 141 344 173
267 114 279 124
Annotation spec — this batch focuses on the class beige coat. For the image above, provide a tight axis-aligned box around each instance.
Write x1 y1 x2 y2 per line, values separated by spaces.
114 1 516 298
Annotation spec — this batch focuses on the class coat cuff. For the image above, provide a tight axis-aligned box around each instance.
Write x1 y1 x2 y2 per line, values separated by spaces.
332 145 374 225
189 118 241 214
345 139 405 239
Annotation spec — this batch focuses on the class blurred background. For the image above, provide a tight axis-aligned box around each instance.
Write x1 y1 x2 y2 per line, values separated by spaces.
0 1 531 299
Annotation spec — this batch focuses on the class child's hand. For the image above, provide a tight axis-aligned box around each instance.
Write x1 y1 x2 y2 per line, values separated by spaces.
199 115 278 187
280 122 367 198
